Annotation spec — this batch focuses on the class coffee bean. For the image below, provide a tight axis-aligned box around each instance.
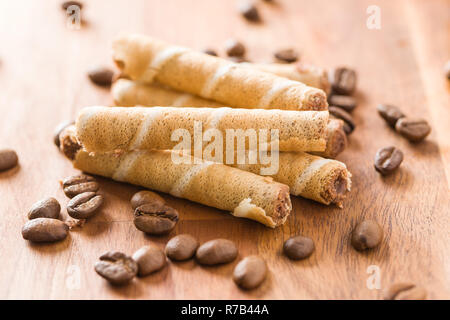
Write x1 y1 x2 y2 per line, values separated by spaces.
239 2 260 22
87 66 114 87
377 104 405 127
53 121 74 148
22 218 68 242
329 106 355 134
283 235 315 260
62 1 83 10
0 149 18 172
203 48 218 56
196 239 238 265
134 203 179 235
374 146 403 175
132 245 167 276
94 251 138 285
28 197 61 220
351 220 383 251
330 67 357 95
62 174 99 198
165 234 199 261
233 256 267 290
130 190 165 210
444 61 450 80
329 95 357 112
395 118 431 142
224 39 246 57
384 282 427 300
67 191 103 219
274 49 299 63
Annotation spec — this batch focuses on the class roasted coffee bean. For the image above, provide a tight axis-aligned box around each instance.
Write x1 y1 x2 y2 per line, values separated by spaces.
351 220 383 251
62 1 83 10
330 67 357 95
130 190 165 210
329 95 357 112
274 48 299 63
203 48 218 56
374 146 403 175
28 197 61 220
62 174 99 198
94 251 138 285
134 203 179 235
283 235 315 260
233 256 267 290
132 245 167 276
165 234 199 261
87 66 114 87
0 149 18 172
239 2 260 22
377 104 405 127
224 39 246 57
329 106 355 134
22 218 68 242
395 118 431 142
196 239 238 265
53 121 74 148
67 191 103 219
384 282 427 300
444 61 450 80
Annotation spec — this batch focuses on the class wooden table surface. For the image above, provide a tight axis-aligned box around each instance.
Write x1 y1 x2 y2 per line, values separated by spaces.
1 0 449 300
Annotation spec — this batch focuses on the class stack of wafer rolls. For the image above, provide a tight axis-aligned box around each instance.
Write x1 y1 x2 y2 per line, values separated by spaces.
112 34 328 111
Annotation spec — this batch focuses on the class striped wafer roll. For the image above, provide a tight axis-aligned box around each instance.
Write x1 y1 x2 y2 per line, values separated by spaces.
111 79 346 158
65 147 292 228
112 34 328 111
76 106 328 153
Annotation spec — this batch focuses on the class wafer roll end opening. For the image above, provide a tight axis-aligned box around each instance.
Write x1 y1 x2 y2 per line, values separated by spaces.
321 167 352 208
304 89 328 111
59 125 82 161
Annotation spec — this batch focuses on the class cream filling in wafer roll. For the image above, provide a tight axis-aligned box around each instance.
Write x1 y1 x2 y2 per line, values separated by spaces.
75 106 328 153
111 79 346 159
61 142 292 228
112 34 328 111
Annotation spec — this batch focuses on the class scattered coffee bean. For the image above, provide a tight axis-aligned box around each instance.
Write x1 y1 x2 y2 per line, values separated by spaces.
62 1 83 10
0 149 18 172
22 218 68 242
377 104 405 127
203 48 218 56
87 66 114 87
384 282 427 300
444 61 450 80
132 245 167 276
233 256 267 290
224 39 246 57
165 234 199 261
94 251 138 285
283 235 315 260
53 121 74 148
67 191 103 219
28 197 61 220
62 174 99 198
329 95 357 113
134 203 179 235
196 239 238 265
274 48 299 63
130 190 165 210
239 2 260 22
330 67 357 95
395 118 431 142
374 146 403 175
329 106 355 134
351 220 383 251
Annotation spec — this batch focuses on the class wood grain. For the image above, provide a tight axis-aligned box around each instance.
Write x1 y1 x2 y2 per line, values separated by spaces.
0 0 449 299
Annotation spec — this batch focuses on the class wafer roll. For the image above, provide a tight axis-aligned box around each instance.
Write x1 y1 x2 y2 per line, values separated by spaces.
64 146 291 228
112 34 328 111
76 106 328 153
111 79 346 158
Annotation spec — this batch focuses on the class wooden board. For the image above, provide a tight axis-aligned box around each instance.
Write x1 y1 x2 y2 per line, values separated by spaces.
0 0 449 299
